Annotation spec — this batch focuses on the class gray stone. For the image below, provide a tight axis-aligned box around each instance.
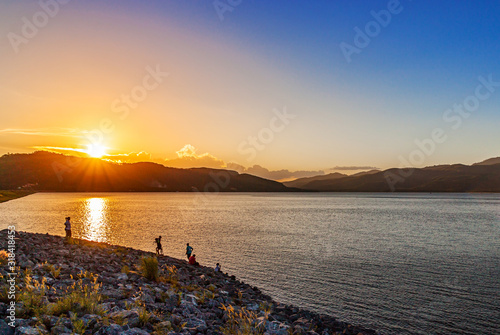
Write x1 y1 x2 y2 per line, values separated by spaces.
0 319 14 335
109 309 139 320
265 321 290 335
117 273 128 281
247 302 260 311
96 324 123 335
120 328 150 335
14 326 42 335
185 317 207 330
50 325 72 335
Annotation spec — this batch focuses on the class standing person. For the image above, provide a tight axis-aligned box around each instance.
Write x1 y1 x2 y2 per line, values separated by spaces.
215 263 221 272
155 236 163 255
64 217 72 240
186 243 193 260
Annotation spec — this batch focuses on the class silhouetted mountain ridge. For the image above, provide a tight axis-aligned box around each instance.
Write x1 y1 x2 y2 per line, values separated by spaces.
0 152 295 192
291 162 500 192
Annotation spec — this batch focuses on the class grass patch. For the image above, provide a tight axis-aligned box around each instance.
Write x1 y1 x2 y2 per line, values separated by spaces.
71 314 88 334
49 272 103 317
220 304 266 335
159 264 180 289
42 262 61 279
0 250 8 266
121 265 130 274
140 256 159 281
18 270 48 318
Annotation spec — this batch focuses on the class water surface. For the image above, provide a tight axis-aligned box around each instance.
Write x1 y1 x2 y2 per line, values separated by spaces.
1 192 499 335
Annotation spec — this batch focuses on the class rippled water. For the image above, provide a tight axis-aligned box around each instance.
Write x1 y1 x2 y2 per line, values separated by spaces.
1 192 499 334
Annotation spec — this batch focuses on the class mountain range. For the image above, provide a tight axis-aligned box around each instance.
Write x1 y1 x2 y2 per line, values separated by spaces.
0 151 294 192
284 158 500 192
1 152 499 192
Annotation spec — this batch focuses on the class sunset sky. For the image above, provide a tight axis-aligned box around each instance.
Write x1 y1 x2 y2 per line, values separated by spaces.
1 0 499 180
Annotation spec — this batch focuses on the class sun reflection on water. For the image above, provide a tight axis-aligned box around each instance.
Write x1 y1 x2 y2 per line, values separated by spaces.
81 197 109 242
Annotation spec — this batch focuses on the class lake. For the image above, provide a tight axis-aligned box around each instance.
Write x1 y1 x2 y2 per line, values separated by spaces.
1 192 499 334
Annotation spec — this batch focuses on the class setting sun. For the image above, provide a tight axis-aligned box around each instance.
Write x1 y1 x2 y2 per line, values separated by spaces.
85 144 107 158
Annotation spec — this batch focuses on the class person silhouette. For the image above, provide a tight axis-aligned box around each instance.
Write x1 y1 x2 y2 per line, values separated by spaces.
155 236 163 255
186 243 193 259
189 254 199 266
64 217 72 240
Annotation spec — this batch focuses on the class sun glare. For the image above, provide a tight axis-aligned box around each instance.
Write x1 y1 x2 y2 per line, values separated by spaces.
85 144 107 158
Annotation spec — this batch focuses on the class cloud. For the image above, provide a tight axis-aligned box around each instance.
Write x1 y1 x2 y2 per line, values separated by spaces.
330 166 379 171
226 163 324 182
0 128 81 137
103 152 152 163
163 144 226 169
32 146 88 155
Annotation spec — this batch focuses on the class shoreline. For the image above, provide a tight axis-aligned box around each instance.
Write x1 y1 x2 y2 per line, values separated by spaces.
0 230 377 335
0 190 36 204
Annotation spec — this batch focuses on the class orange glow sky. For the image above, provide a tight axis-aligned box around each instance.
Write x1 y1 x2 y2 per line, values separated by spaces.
1 1 499 181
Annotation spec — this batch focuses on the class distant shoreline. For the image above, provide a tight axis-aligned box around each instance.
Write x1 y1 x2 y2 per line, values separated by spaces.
0 190 36 203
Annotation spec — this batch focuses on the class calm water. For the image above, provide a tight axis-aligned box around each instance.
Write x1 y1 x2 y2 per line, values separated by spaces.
1 192 499 335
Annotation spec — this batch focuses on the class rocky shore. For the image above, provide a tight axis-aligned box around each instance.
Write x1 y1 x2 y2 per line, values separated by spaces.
0 230 377 335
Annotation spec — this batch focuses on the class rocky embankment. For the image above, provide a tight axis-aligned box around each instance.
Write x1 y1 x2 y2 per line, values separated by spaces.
0 230 377 335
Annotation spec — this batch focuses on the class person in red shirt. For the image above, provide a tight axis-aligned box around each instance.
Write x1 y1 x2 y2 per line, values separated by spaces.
189 254 199 266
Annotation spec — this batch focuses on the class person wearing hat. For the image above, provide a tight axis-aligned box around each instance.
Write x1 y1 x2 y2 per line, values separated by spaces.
64 217 72 239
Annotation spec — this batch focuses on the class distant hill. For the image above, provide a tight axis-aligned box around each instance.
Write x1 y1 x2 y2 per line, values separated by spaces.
473 157 500 166
350 169 380 177
283 172 347 188
2 152 499 192
294 163 500 192
0 152 295 192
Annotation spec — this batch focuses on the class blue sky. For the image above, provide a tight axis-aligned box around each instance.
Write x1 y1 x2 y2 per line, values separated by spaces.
0 0 499 179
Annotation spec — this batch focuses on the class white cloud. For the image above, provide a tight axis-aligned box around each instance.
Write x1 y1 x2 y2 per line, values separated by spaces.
163 144 226 169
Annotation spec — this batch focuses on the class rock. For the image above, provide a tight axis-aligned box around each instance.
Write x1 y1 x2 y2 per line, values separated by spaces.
117 273 128 281
0 319 14 335
120 328 150 335
50 325 72 334
14 326 43 335
156 321 172 329
247 302 260 311
185 317 207 329
265 321 290 335
109 310 138 319
95 324 123 335
81 314 101 329
0 231 377 335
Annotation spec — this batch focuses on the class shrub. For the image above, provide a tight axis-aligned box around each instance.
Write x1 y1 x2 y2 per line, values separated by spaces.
42 262 61 279
159 264 180 289
0 250 8 266
138 306 151 326
71 314 88 334
219 304 266 335
18 272 48 318
140 256 159 281
49 272 103 316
